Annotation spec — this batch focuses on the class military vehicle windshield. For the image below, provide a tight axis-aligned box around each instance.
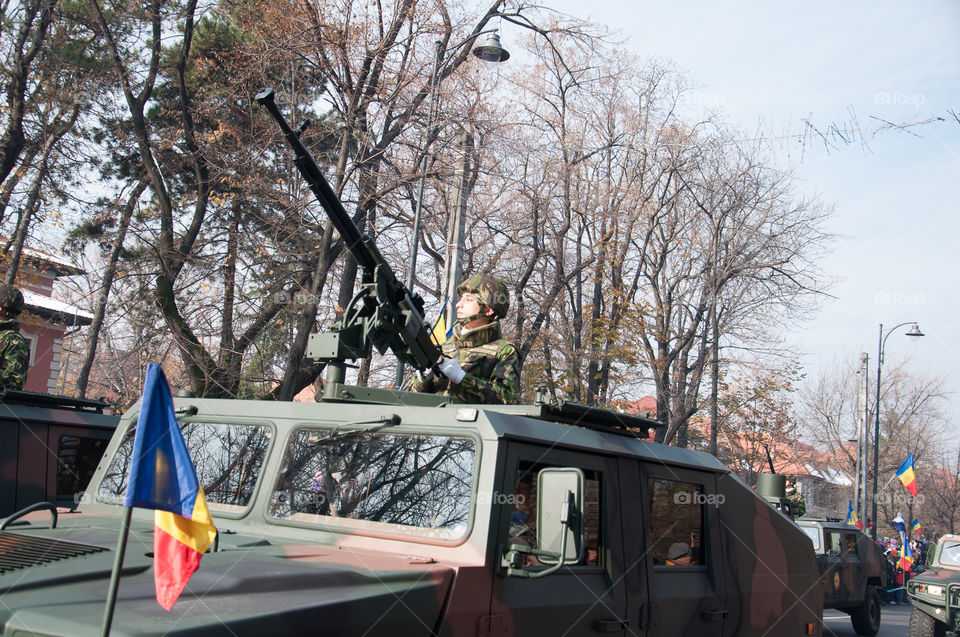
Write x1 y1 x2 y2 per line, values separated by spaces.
98 421 273 512
268 428 476 542
941 541 960 567
800 526 821 551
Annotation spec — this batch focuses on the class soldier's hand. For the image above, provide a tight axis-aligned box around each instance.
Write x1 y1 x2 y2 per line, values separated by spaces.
439 358 466 384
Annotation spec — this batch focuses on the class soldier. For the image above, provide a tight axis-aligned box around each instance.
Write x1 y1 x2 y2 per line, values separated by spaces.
665 542 695 566
0 283 29 391
410 274 520 404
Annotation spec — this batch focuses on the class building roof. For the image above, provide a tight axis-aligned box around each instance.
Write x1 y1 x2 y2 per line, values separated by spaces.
21 245 85 276
23 289 94 326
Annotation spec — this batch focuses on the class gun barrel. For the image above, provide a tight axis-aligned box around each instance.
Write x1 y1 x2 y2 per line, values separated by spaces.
255 88 372 271
256 87 442 372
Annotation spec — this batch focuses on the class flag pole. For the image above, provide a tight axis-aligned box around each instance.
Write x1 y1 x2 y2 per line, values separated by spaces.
101 506 133 637
875 473 898 498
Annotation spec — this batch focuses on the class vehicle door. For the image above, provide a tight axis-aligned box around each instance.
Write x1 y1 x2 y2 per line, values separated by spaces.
823 530 847 607
799 525 831 602
843 531 865 603
490 443 630 635
637 463 726 636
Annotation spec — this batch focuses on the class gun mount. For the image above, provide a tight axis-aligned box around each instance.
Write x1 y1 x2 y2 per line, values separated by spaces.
256 88 442 401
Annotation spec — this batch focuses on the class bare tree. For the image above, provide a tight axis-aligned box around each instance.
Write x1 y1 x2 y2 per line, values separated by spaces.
799 357 949 528
0 0 57 190
927 447 960 535
715 361 803 484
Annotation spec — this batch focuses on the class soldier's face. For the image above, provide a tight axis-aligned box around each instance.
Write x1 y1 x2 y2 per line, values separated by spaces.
457 294 482 318
457 293 493 327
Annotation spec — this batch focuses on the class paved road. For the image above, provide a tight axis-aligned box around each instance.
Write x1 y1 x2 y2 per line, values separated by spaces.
823 602 912 637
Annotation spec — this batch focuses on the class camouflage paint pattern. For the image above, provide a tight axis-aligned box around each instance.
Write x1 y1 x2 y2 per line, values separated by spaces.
0 319 29 391
410 320 519 404
0 284 24 316
0 395 826 636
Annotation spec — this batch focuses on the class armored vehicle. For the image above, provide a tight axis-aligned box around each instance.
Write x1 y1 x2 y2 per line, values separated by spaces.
907 533 960 636
0 89 823 636
0 389 118 517
0 393 824 636
797 519 886 636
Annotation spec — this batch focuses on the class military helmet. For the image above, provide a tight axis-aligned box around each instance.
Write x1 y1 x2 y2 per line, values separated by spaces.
0 284 24 316
456 274 509 319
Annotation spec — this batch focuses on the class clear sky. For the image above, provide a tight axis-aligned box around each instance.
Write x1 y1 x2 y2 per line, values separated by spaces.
533 1 960 432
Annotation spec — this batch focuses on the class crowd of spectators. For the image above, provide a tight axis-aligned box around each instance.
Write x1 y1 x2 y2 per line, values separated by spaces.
878 536 929 605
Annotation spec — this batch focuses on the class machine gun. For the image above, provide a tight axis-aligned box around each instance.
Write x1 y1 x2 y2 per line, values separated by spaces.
256 88 443 402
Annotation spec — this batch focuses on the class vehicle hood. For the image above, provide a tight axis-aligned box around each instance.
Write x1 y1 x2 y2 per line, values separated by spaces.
0 515 455 637
912 566 960 584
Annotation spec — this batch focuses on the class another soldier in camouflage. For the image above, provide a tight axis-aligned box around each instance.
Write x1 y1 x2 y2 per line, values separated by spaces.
410 274 520 404
0 284 29 391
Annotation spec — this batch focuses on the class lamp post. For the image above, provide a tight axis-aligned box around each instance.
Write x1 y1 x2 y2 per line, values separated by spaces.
394 30 510 388
853 352 869 525
870 321 924 538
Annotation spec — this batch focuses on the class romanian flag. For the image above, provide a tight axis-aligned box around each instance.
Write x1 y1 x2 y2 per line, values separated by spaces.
846 500 863 530
429 297 455 345
125 364 217 610
899 539 914 572
912 518 923 534
895 454 919 496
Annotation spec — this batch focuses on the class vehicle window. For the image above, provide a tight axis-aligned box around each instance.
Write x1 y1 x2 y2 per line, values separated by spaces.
844 533 858 556
56 435 108 505
649 478 704 567
825 531 843 555
508 462 601 566
269 429 476 541
940 541 960 566
98 421 272 511
801 526 821 551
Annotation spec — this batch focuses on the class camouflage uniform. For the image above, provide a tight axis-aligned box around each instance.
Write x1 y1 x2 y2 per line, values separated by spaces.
0 284 29 391
410 320 520 404
410 274 520 404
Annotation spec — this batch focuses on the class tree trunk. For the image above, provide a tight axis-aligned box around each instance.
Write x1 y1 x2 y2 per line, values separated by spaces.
0 0 56 187
75 179 147 397
278 220 336 400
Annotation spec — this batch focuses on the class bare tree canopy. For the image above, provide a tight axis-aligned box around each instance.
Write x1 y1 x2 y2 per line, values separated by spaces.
798 356 950 531
2 0 831 429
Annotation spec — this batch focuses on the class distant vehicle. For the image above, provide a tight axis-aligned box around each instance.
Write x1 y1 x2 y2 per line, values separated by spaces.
797 518 886 636
907 533 960 637
0 392 825 636
0 389 118 517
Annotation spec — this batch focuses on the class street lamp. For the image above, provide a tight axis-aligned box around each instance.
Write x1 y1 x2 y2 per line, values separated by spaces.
394 29 510 387
853 352 869 526
870 321 924 538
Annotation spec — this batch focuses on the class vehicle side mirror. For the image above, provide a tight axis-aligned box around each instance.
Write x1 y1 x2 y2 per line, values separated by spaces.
500 467 585 579
536 468 584 565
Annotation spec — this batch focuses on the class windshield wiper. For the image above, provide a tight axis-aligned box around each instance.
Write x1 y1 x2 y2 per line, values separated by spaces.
308 413 401 447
